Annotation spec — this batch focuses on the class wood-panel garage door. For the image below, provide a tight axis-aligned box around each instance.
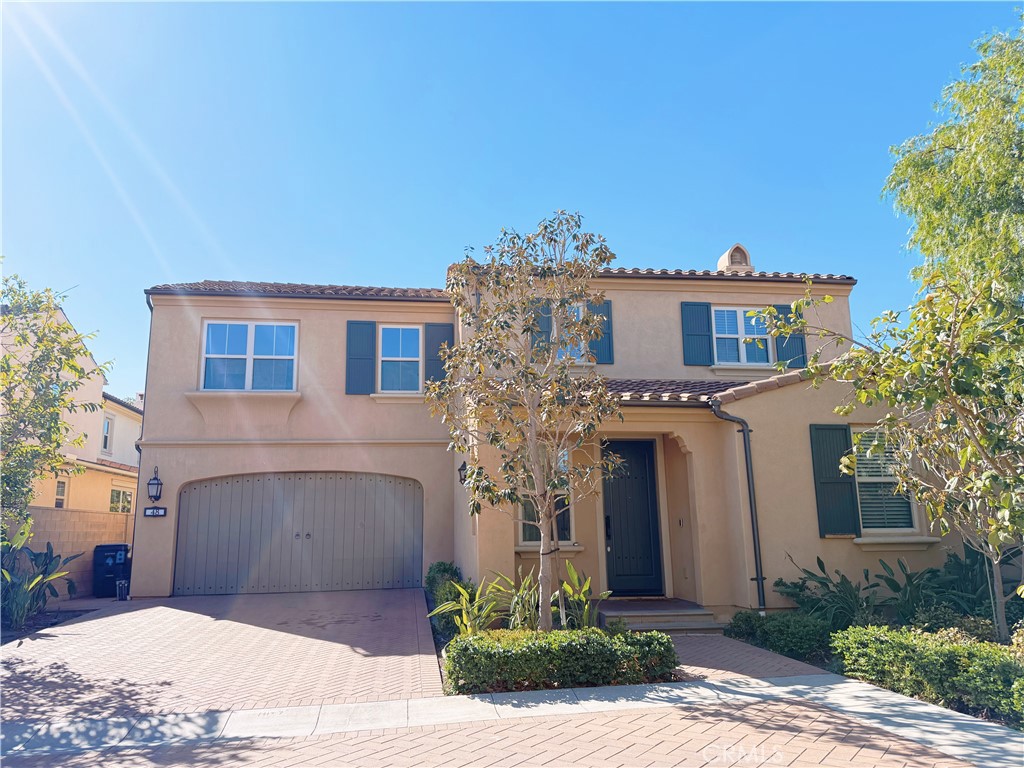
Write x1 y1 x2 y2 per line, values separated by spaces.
173 472 424 595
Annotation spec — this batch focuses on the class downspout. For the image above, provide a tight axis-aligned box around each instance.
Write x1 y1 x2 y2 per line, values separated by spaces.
708 399 766 615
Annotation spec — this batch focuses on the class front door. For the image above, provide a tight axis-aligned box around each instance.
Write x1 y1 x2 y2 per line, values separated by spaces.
602 440 663 596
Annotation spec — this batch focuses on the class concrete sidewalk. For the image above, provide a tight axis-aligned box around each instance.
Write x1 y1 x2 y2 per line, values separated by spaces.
4 672 1021 767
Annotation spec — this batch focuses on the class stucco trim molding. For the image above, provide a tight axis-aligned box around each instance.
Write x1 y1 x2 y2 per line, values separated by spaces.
369 393 425 403
138 438 451 447
184 390 302 427
853 536 942 552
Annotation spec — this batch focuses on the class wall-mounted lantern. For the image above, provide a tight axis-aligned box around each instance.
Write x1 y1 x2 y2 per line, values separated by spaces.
457 461 468 485
147 467 164 502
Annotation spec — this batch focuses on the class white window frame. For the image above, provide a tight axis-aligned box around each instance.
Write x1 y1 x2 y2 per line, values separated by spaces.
55 479 68 509
109 488 133 514
200 320 299 392
712 307 774 367
378 324 424 393
101 416 113 454
554 303 588 363
518 449 575 545
852 428 918 533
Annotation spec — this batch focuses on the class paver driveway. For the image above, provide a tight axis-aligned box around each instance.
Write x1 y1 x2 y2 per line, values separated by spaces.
1 589 442 723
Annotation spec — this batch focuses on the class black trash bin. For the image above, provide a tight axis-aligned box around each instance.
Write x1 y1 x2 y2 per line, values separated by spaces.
93 544 131 598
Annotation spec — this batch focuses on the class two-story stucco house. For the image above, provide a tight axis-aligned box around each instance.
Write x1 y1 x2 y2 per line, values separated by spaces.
130 245 952 622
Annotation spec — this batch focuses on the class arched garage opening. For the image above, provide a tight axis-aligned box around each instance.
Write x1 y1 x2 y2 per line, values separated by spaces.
173 471 424 596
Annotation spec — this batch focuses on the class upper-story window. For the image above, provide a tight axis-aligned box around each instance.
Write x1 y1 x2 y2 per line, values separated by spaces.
854 429 914 530
712 308 772 366
55 479 68 509
101 417 113 453
380 326 422 392
202 322 297 391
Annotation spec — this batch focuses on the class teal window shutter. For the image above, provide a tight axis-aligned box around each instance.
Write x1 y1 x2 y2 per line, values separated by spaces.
681 302 713 366
424 323 455 382
345 320 376 394
531 301 553 352
587 300 614 364
809 424 861 536
773 304 807 368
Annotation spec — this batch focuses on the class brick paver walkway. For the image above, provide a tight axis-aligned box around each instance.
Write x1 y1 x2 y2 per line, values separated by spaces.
2 698 972 767
1 590 442 723
670 634 823 681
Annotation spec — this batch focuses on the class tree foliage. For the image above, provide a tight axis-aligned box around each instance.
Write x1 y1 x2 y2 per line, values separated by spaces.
426 211 622 631
1 276 109 526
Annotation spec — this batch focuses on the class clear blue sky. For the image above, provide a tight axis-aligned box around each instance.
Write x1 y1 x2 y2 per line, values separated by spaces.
3 2 1016 397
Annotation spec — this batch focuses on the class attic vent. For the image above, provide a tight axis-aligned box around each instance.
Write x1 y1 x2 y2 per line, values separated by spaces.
717 243 754 275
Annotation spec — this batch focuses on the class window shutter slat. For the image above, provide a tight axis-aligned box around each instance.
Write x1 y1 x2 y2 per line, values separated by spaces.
809 424 861 536
587 300 614 364
531 301 553 352
681 302 713 367
858 483 914 529
773 304 807 369
345 320 376 394
424 323 455 382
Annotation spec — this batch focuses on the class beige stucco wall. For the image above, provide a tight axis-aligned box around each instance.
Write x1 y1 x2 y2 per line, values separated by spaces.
131 294 458 597
101 399 143 468
32 464 139 516
587 275 854 381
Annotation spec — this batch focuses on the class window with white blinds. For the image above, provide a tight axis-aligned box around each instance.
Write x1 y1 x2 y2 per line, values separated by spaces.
854 431 914 529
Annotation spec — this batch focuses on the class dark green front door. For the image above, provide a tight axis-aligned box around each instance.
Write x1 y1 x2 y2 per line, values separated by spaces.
603 440 663 596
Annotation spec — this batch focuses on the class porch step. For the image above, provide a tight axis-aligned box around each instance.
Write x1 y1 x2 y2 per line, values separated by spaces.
598 602 726 633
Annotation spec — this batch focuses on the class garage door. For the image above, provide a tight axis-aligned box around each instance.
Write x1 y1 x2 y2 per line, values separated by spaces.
173 472 423 596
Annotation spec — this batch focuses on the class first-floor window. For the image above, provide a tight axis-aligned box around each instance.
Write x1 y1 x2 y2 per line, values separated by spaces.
712 308 771 365
55 480 68 509
521 495 572 543
380 326 421 392
854 430 914 529
203 321 297 391
109 489 133 514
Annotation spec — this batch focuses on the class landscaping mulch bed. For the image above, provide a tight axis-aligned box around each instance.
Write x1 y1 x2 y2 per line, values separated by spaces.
1 610 94 645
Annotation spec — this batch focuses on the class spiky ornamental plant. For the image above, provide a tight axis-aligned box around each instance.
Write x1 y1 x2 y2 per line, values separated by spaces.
426 211 622 632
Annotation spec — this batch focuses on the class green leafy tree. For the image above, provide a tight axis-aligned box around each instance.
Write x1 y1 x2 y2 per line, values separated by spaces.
1 276 109 526
886 20 1024 288
426 211 622 631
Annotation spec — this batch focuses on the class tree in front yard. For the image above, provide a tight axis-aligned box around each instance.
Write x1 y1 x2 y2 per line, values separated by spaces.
1 276 109 527
426 211 622 631
756 22 1024 641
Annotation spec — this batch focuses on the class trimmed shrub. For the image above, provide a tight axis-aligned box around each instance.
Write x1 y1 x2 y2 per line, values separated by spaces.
758 613 830 662
443 628 678 694
425 561 463 600
832 625 1024 727
724 610 829 663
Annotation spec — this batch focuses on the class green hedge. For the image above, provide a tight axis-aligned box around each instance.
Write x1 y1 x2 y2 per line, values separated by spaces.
724 610 830 663
832 625 1024 727
443 628 678 694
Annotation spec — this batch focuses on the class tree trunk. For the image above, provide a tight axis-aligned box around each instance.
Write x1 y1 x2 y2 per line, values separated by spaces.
538 517 554 631
990 556 1009 643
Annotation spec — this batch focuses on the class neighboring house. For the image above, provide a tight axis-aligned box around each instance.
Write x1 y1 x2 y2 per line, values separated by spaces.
130 245 952 621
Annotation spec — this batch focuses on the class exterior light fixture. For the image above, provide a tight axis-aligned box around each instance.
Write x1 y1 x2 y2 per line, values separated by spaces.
147 467 164 502
457 461 468 484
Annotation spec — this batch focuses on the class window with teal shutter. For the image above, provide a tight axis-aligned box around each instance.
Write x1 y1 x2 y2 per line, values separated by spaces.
587 300 614 364
809 425 861 536
681 302 713 366
853 430 914 529
773 304 807 368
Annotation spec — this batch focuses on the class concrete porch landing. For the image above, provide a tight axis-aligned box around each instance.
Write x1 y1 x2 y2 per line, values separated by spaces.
598 598 724 632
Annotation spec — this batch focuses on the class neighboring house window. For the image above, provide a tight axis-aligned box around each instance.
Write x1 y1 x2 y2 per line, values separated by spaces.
102 417 113 453
854 429 914 529
109 489 133 514
379 326 422 392
712 308 772 365
202 322 297 391
55 480 68 509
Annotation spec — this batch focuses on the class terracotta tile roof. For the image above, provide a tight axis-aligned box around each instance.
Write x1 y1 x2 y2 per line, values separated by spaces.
102 391 143 416
146 281 449 302
607 378 746 404
598 268 856 285
94 458 139 474
714 369 813 404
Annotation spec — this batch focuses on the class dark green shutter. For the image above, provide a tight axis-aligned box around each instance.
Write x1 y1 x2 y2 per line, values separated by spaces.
773 304 807 369
587 300 614 364
424 323 455 382
531 301 553 351
809 424 861 537
345 320 376 395
681 302 713 366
